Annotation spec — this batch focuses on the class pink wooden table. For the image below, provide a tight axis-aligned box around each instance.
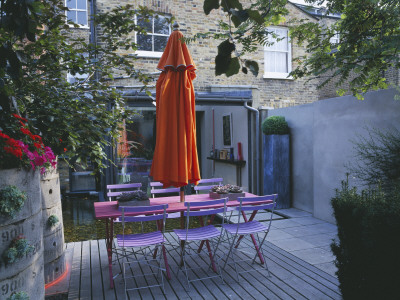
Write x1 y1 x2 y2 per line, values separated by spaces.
94 192 271 288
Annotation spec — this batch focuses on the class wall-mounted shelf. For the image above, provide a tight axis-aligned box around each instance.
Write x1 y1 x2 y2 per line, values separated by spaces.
206 157 246 167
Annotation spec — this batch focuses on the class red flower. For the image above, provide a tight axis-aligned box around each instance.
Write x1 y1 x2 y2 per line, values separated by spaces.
34 142 42 149
12 114 28 122
20 127 32 136
59 138 63 142
64 148 67 152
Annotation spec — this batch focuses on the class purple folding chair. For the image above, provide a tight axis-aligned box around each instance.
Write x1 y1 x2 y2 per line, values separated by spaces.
173 198 228 289
117 204 168 295
107 183 142 201
194 177 223 194
221 194 277 282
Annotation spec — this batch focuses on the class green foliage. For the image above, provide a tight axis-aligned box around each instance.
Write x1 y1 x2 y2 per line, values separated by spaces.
261 116 289 135
2 236 34 265
118 190 149 202
0 185 27 218
47 215 59 227
347 127 400 195
6 291 29 300
331 178 400 299
290 0 400 99
187 0 289 77
0 1 154 173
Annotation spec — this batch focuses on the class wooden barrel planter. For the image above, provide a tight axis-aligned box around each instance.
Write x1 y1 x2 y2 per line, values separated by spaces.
41 169 66 285
0 168 45 300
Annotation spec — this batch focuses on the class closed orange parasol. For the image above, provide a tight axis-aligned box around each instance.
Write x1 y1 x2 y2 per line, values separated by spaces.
150 23 200 193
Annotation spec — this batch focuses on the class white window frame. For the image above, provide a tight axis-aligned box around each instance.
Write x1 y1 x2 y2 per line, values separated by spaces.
135 15 171 58
330 31 340 45
65 0 89 28
263 27 293 80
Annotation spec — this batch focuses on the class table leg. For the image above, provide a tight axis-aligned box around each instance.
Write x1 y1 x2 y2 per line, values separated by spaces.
180 211 185 267
235 211 265 264
198 216 217 272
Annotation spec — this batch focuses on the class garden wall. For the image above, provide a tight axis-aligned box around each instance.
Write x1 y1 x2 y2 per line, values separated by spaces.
266 88 400 223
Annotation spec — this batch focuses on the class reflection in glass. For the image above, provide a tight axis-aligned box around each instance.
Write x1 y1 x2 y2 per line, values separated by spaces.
77 0 86 10
77 11 87 26
137 17 152 33
154 36 168 52
154 16 169 34
137 35 152 51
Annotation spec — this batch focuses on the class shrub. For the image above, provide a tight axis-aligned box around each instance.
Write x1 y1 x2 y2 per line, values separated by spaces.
0 185 27 218
261 116 289 135
331 178 400 299
347 127 400 195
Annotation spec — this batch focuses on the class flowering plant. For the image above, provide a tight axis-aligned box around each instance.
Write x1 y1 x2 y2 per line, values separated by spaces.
0 114 57 174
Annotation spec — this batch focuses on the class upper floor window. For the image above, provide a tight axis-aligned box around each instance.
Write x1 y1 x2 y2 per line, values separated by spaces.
330 31 340 45
264 27 292 79
135 15 170 58
66 0 88 27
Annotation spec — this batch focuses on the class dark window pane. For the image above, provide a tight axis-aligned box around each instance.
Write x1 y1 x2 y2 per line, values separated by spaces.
66 0 76 9
137 17 152 33
154 36 168 52
77 0 86 10
77 11 87 25
154 16 169 34
67 10 76 23
137 35 152 51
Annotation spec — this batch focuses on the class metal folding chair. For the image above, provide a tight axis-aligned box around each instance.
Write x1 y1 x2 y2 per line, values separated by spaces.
107 183 142 201
117 204 168 297
150 181 181 220
194 177 223 194
173 198 228 289
221 194 277 282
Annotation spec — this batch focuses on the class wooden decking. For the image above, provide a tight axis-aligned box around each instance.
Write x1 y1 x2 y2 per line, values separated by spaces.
65 232 341 300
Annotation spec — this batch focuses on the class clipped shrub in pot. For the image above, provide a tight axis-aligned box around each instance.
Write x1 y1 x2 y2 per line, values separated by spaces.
262 115 290 208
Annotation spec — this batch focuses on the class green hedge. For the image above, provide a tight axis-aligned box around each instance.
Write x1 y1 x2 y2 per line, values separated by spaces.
331 180 400 299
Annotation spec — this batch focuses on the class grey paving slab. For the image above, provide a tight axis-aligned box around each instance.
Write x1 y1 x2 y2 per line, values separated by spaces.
299 233 337 247
290 248 336 265
306 223 338 234
270 237 315 252
271 218 301 229
291 216 327 226
314 262 338 278
281 225 323 237
276 208 312 218
267 228 295 241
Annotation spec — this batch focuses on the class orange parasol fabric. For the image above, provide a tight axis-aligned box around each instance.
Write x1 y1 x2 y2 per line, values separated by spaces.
150 28 201 188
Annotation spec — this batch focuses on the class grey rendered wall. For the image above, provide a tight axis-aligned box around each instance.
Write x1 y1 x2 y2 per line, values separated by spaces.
268 88 400 223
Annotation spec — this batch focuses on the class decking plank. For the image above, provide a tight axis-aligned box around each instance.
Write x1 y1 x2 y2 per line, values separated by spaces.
67 242 81 300
90 240 104 300
79 240 92 300
98 239 119 300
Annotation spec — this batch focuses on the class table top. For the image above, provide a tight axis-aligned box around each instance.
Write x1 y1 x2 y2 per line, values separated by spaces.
94 192 269 219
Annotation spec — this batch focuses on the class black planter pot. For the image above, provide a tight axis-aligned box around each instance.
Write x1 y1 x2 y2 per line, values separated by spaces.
263 134 290 209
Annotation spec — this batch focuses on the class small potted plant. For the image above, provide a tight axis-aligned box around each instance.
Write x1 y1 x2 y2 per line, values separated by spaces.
117 190 150 206
210 184 244 200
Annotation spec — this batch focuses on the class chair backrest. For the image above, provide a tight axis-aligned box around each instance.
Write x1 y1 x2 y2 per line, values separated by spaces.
107 183 142 201
150 181 180 198
119 204 168 223
235 194 278 226
194 178 223 194
118 204 169 247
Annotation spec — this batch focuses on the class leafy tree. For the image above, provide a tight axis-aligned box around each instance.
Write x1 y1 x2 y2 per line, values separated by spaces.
0 0 159 172
191 0 288 77
290 0 400 99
